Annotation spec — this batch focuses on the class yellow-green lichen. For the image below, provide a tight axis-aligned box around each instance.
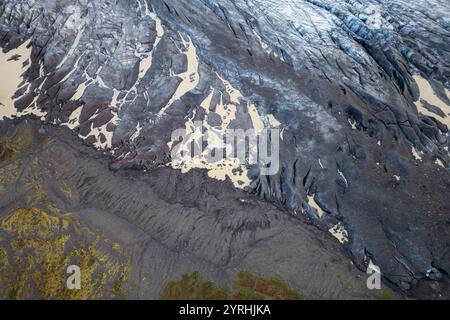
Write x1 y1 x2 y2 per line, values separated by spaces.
233 270 301 300
0 143 15 162
161 272 229 300
0 160 21 195
161 271 302 300
0 124 39 163
0 207 131 300
380 289 394 300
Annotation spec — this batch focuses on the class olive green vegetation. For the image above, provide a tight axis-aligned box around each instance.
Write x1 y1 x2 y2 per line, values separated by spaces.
0 124 38 163
380 289 394 300
161 271 302 300
0 143 15 162
0 128 131 300
0 206 131 300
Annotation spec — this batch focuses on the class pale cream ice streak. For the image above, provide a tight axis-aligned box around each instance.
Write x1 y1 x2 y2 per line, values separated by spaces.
307 195 325 218
78 110 120 149
56 6 87 69
414 75 450 127
412 76 450 166
132 0 164 93
130 122 143 142
216 73 243 105
411 147 422 162
66 0 165 150
267 114 281 127
18 61 44 99
167 74 259 189
252 29 271 54
200 87 214 111
0 40 47 120
157 33 199 118
61 1 165 150
329 222 349 244
110 89 121 109
167 68 283 189
57 20 87 69
215 94 237 131
435 159 445 168
61 63 119 149
64 105 83 130
71 80 89 101
337 169 348 187
251 28 283 61
0 40 32 119
59 53 84 84
62 99 120 149
247 102 264 134
69 56 109 102
23 61 48 118
348 118 357 130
